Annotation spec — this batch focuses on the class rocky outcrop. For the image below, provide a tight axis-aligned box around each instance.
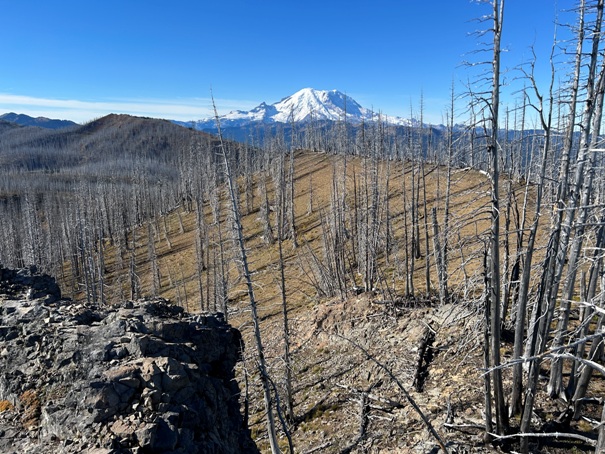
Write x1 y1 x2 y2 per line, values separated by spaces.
0 267 259 454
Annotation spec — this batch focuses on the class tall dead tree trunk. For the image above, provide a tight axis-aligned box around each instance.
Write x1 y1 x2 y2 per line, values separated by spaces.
510 37 556 416
485 0 508 437
276 164 294 423
441 82 455 303
549 54 605 398
212 96 281 454
402 162 414 296
432 208 447 304
287 150 298 248
421 162 431 294
571 220 605 416
147 221 160 298
521 3 604 451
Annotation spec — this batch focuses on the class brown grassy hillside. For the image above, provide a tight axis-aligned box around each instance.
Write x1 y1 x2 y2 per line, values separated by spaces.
75 150 500 309
59 150 598 453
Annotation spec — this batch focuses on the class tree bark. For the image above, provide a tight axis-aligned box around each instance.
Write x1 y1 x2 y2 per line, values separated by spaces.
486 0 508 436
212 96 281 453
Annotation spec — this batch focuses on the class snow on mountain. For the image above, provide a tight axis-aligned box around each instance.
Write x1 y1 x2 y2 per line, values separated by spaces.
270 88 370 123
181 88 420 129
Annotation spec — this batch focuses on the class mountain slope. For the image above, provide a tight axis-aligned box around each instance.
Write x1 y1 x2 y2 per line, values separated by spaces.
178 88 419 130
0 113 211 170
262 88 371 123
0 112 78 129
0 113 220 197
0 119 22 134
57 151 552 453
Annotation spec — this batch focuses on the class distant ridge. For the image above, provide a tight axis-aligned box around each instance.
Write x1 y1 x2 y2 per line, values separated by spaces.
0 119 22 133
0 113 216 181
0 112 78 129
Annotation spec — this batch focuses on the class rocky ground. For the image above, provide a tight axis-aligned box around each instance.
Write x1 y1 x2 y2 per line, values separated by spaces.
240 291 602 453
0 266 258 454
0 265 600 453
283 295 495 453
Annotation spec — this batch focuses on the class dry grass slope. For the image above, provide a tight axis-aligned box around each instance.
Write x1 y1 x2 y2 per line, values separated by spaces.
59 150 597 453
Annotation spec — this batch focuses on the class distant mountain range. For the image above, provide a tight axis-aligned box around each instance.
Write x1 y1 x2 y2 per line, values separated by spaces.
175 88 422 131
0 88 436 140
0 112 78 129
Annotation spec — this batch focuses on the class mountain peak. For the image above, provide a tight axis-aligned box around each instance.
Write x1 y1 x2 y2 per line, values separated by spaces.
183 88 420 130
273 88 366 123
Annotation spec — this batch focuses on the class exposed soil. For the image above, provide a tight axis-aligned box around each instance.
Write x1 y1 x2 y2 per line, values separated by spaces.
239 292 602 453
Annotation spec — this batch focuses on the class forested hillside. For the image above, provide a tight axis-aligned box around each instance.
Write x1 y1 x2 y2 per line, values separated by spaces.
0 114 257 294
0 105 603 452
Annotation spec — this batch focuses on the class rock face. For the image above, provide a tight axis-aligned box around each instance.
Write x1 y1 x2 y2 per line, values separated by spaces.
0 267 259 454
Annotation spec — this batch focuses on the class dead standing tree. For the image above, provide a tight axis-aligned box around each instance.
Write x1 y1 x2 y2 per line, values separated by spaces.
548 3 605 398
272 151 295 423
510 36 557 416
212 95 281 454
465 0 508 439
518 8 605 449
477 0 509 438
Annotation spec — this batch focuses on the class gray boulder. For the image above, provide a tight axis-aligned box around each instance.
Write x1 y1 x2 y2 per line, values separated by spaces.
0 267 259 453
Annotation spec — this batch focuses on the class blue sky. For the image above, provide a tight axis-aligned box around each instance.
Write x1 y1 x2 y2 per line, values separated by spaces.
0 1 574 124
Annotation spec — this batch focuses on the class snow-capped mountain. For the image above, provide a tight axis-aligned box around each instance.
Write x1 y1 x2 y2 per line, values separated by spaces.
269 88 371 123
179 88 419 130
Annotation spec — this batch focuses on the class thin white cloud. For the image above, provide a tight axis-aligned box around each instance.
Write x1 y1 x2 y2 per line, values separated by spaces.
0 94 259 123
